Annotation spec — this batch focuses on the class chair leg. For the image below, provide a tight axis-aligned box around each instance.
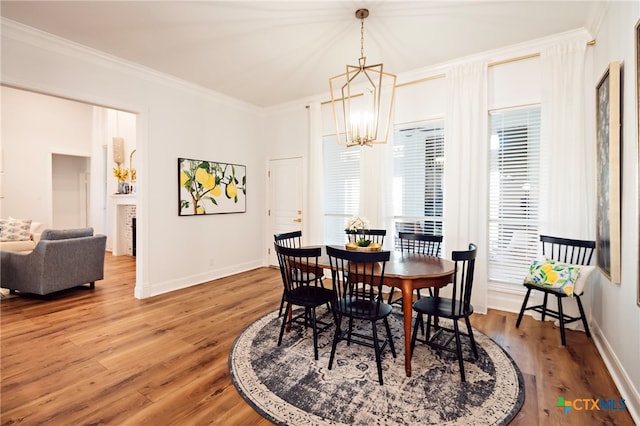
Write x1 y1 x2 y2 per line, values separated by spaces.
310 308 319 360
328 314 343 370
411 314 422 357
383 316 396 357
575 295 591 338
415 290 425 336
277 302 291 346
347 318 354 345
541 292 549 321
278 291 286 317
453 320 466 382
371 321 384 385
557 295 566 346
464 316 478 359
516 288 533 327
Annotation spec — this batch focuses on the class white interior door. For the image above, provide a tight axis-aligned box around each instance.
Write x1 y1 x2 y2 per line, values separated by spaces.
52 154 90 229
268 157 303 266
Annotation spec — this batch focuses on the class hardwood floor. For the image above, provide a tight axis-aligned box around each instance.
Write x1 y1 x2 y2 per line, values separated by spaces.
1 253 634 425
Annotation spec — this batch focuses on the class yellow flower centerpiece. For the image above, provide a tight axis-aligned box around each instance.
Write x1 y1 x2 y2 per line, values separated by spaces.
344 216 382 251
113 165 130 194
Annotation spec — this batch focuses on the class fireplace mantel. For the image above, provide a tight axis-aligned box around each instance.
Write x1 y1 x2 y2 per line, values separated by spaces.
112 194 136 205
111 194 136 256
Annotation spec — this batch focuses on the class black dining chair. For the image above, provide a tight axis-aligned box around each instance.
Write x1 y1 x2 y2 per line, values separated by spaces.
346 229 386 245
326 245 396 385
515 235 595 346
274 230 303 249
388 232 444 306
274 231 318 317
398 232 443 256
274 244 335 360
411 243 478 382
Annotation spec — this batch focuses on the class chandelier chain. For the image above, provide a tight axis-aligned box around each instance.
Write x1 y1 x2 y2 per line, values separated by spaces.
360 15 365 60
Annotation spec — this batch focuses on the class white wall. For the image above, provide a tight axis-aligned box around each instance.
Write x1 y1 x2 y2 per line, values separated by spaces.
0 86 94 226
588 1 640 421
1 19 265 299
1 87 138 247
261 103 310 245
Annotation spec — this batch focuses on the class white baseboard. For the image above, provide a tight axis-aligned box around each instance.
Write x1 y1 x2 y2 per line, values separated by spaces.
487 282 528 313
134 259 263 299
591 321 640 424
488 284 639 424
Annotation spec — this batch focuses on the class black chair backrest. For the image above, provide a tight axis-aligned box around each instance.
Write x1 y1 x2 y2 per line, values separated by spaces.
398 232 442 256
274 244 323 296
540 235 595 266
274 230 303 248
326 246 390 315
448 243 477 316
346 229 386 245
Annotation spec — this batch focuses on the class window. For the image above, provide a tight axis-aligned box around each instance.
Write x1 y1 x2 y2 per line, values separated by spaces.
323 135 361 244
393 121 444 250
488 107 541 284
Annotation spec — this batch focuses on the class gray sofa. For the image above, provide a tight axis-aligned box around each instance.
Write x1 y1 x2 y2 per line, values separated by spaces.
0 228 107 296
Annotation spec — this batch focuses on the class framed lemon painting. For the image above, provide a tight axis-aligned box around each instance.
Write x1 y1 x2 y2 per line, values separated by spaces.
178 158 246 215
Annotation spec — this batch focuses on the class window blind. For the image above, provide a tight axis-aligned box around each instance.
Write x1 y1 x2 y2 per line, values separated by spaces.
393 121 444 249
488 107 541 284
323 135 361 244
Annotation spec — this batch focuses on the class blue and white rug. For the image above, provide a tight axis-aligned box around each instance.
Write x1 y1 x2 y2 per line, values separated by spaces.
229 308 524 425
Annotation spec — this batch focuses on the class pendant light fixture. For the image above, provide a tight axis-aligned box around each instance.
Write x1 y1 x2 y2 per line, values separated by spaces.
329 8 396 147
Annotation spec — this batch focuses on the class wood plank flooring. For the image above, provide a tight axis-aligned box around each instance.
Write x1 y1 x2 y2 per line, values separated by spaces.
1 253 634 425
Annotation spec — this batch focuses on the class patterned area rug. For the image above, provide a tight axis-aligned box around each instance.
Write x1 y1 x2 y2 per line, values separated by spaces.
229 307 524 425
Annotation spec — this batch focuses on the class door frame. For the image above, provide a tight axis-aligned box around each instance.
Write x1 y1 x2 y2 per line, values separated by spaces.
266 156 305 266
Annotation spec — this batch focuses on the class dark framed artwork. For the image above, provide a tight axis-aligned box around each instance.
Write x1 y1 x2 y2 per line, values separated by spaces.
595 61 621 283
636 20 640 305
178 157 246 216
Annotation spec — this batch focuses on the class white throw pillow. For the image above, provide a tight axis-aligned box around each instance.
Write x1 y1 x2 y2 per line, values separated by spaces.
554 262 596 296
30 221 45 234
524 256 596 297
0 218 33 242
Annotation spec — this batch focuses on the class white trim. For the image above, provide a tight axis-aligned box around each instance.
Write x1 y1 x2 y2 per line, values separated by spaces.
488 284 639 423
488 282 530 313
1 18 261 114
592 321 640 424
135 259 263 299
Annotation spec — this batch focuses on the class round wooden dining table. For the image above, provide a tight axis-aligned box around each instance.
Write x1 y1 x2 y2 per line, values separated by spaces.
316 246 455 377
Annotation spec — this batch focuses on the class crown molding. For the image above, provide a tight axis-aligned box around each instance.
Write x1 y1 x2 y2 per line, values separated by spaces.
1 18 262 115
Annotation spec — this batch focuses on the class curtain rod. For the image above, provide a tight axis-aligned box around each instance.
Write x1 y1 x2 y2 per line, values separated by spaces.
320 39 595 104
488 39 595 68
396 73 446 88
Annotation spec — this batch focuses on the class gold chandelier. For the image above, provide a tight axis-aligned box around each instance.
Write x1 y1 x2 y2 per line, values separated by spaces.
329 8 396 147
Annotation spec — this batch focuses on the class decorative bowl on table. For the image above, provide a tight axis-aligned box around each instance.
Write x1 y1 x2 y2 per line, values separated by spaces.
345 242 383 252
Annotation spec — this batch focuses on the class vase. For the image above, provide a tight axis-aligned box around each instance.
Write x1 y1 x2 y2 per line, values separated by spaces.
118 181 128 194
345 242 382 252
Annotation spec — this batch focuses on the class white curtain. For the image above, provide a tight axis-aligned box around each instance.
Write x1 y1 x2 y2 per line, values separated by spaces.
540 37 592 240
537 36 592 331
360 136 395 249
444 61 489 314
307 103 325 245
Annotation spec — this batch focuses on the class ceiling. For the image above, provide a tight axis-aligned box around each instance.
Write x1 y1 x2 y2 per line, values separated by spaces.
1 1 606 108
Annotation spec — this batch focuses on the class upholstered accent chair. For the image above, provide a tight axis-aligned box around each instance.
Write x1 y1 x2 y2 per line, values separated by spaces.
1 228 107 296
